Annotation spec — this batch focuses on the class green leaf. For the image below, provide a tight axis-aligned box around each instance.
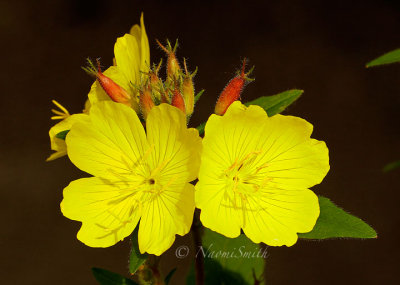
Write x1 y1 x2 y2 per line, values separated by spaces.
194 89 205 104
186 259 249 285
129 227 148 275
366 48 400 67
164 268 177 285
92 268 138 285
196 122 206 136
299 196 377 239
383 160 400 172
187 228 264 284
55 130 69 140
245 89 303 116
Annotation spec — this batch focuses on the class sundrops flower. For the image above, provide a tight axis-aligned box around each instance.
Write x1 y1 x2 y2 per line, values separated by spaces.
195 101 329 246
47 100 89 161
60 101 202 255
88 13 150 112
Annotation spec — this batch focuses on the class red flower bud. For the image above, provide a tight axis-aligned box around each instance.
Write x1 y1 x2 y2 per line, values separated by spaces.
182 59 197 116
83 59 131 107
171 87 186 114
156 39 181 85
214 59 254 115
139 85 155 120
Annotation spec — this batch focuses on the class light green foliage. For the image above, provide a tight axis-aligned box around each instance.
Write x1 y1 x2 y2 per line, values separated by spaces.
366 48 400 67
92 268 138 285
299 196 377 239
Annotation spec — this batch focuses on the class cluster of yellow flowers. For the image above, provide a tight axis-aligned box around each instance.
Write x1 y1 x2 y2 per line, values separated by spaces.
48 15 329 256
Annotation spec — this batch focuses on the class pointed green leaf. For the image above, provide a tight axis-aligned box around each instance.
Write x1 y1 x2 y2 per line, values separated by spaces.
92 268 138 285
299 196 377 239
164 268 177 285
245 89 303 116
129 227 148 275
187 228 264 284
366 48 400 67
383 160 400 172
55 130 69 140
194 89 205 104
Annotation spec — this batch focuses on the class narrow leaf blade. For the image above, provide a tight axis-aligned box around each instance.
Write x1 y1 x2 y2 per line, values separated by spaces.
92 268 138 285
366 48 400 67
299 196 377 239
383 160 400 172
129 227 148 275
245 89 303 116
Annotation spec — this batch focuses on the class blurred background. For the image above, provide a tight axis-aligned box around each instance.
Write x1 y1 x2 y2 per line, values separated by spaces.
1 0 399 284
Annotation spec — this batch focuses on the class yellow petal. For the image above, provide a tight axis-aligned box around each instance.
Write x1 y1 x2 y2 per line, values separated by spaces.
47 113 89 160
66 101 147 179
61 177 141 247
138 183 195 255
196 101 329 246
242 189 319 246
145 104 202 184
114 34 141 86
129 13 150 76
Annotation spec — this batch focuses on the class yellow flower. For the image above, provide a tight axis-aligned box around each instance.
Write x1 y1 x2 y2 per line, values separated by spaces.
195 101 329 246
88 13 150 112
61 101 202 255
47 100 89 161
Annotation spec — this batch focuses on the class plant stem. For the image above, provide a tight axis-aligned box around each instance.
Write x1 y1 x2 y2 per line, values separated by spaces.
191 210 204 285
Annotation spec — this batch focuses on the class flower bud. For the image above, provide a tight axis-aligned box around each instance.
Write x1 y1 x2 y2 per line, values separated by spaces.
83 59 131 107
171 87 186 115
181 59 197 116
139 84 155 120
214 59 254 116
147 60 164 102
156 39 181 86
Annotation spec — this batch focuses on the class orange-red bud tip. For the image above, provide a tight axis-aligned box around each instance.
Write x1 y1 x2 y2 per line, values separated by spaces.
171 89 186 114
83 59 131 107
214 59 254 115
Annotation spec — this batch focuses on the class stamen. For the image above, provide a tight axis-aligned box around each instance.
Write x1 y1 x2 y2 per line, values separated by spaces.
51 100 70 120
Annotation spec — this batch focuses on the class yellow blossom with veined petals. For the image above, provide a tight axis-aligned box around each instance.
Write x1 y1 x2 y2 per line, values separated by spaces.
61 101 201 255
195 101 329 247
88 13 150 112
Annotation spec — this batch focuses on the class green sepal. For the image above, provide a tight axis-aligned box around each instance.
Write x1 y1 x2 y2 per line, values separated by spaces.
245 89 303 116
129 227 148 275
194 89 205 104
299 196 377 239
366 48 400 67
55 130 69 140
92 268 138 285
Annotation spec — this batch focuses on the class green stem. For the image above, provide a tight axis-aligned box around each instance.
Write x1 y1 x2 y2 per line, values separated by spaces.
191 210 204 285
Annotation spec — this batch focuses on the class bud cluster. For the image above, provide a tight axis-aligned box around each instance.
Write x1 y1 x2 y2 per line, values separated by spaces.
85 40 201 123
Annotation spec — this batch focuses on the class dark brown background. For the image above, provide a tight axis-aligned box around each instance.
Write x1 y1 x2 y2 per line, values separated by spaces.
1 0 399 284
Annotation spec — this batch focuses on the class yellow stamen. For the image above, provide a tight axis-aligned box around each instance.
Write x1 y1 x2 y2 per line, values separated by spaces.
51 100 70 120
